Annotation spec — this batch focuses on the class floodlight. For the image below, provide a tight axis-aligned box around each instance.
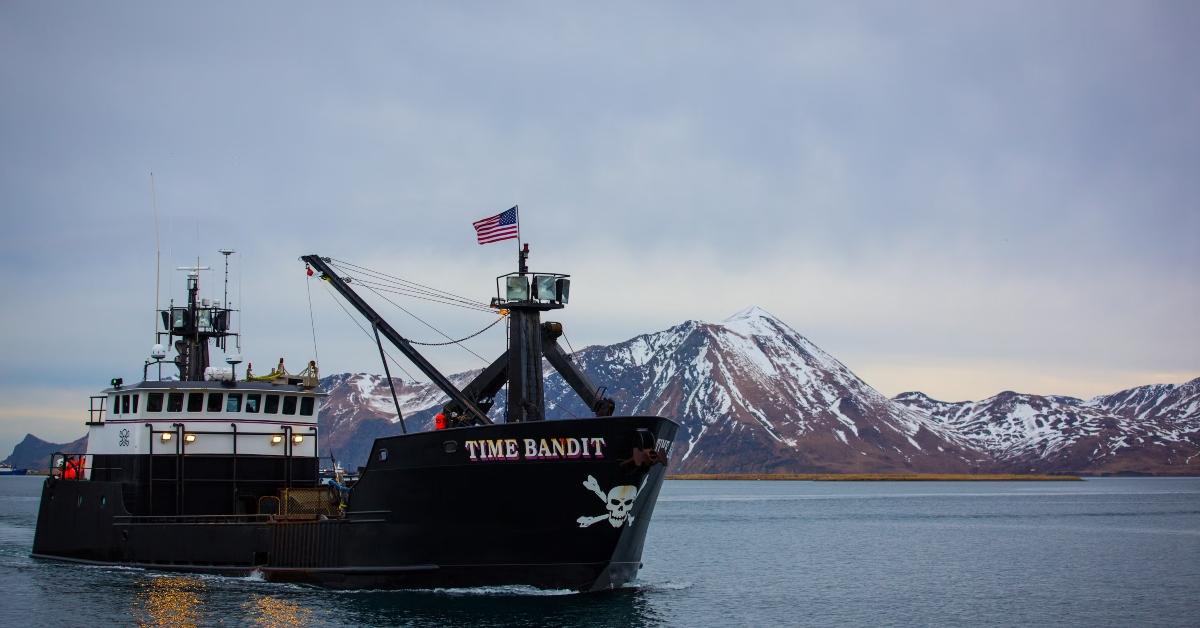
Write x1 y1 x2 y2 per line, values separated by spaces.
505 276 529 301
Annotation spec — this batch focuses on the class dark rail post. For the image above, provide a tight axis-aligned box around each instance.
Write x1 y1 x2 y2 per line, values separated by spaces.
373 322 407 434
231 422 238 514
146 423 154 514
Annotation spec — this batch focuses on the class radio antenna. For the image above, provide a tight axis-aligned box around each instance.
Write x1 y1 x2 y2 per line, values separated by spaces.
151 172 161 339
219 249 234 308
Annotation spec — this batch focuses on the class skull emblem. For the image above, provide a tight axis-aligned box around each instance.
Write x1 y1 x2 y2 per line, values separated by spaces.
577 475 647 528
604 485 638 527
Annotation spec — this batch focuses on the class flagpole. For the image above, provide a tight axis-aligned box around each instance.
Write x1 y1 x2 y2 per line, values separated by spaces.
515 204 524 275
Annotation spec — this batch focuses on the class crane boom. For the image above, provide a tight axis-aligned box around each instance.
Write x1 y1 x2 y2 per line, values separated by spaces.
301 254 491 425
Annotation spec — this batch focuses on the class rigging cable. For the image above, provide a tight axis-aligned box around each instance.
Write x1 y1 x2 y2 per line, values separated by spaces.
320 281 418 382
360 284 492 364
562 330 578 359
330 258 489 311
305 273 319 363
348 278 494 313
406 315 504 346
338 272 490 310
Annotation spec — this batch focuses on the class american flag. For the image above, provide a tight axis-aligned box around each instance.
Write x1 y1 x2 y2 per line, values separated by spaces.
472 206 520 245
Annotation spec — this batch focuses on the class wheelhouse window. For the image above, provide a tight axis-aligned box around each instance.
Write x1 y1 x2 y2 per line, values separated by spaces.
245 393 261 413
147 392 164 412
226 393 242 413
264 394 280 414
131 394 139 413
122 394 131 414
206 392 223 413
110 395 120 416
282 395 297 415
167 392 184 412
299 396 315 416
187 392 204 413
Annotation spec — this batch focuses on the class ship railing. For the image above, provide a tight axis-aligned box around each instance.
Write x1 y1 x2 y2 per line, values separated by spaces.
259 487 343 521
108 511 383 525
87 395 107 426
113 513 275 525
144 423 318 516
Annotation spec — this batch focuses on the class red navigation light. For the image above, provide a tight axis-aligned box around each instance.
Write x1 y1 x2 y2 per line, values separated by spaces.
435 413 447 430
306 264 314 277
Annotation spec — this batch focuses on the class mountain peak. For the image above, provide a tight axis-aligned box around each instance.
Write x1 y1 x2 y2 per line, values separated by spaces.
723 305 778 323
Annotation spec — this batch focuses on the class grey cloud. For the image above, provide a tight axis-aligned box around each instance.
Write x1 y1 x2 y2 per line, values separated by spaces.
1 1 1197 455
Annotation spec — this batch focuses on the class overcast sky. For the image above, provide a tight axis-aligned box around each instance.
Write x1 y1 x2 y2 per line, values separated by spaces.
2 1 1197 454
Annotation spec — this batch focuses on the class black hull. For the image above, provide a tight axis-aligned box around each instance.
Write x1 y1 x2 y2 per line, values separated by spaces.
33 416 676 591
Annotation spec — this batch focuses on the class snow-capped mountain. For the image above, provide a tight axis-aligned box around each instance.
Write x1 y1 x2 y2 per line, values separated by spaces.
313 308 1199 474
317 370 476 467
9 308 1198 474
537 306 981 472
317 307 990 473
894 379 1200 474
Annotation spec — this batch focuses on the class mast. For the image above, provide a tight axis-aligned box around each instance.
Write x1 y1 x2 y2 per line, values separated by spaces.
157 261 238 382
504 243 554 422
483 243 613 422
308 248 614 429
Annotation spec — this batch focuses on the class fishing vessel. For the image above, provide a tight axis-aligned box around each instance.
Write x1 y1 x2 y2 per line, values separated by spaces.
0 463 29 476
32 247 677 590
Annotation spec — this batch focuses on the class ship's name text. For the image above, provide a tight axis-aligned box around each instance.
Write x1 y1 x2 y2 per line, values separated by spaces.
464 437 606 462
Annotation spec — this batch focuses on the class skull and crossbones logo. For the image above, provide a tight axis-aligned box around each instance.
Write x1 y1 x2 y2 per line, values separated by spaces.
576 474 648 528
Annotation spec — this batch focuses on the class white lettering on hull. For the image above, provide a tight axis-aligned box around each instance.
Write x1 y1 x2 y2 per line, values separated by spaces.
464 437 606 462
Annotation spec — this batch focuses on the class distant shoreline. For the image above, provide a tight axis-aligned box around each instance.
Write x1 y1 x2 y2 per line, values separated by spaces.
666 473 1083 481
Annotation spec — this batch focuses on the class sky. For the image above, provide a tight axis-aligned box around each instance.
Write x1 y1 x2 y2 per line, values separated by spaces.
1 1 1197 455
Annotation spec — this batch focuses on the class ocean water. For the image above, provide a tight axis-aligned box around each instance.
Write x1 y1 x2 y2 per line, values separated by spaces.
1 476 1197 626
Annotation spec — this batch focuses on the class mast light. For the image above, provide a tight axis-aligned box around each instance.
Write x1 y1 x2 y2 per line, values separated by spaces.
556 278 570 304
505 276 530 301
532 275 556 301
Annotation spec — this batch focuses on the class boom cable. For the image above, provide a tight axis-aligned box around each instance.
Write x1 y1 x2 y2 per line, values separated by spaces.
348 278 495 313
329 259 490 311
305 274 319 363
360 284 492 364
320 282 418 382
406 316 504 346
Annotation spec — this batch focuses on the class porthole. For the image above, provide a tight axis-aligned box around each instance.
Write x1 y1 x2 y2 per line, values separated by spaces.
378 448 388 461
443 441 458 454
99 495 108 508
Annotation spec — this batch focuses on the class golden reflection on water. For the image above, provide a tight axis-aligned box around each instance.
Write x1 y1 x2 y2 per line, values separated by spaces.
244 594 312 627
136 576 206 627
132 575 312 627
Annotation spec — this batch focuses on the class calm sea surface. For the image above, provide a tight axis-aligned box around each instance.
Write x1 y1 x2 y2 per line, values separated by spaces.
2 476 1198 626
